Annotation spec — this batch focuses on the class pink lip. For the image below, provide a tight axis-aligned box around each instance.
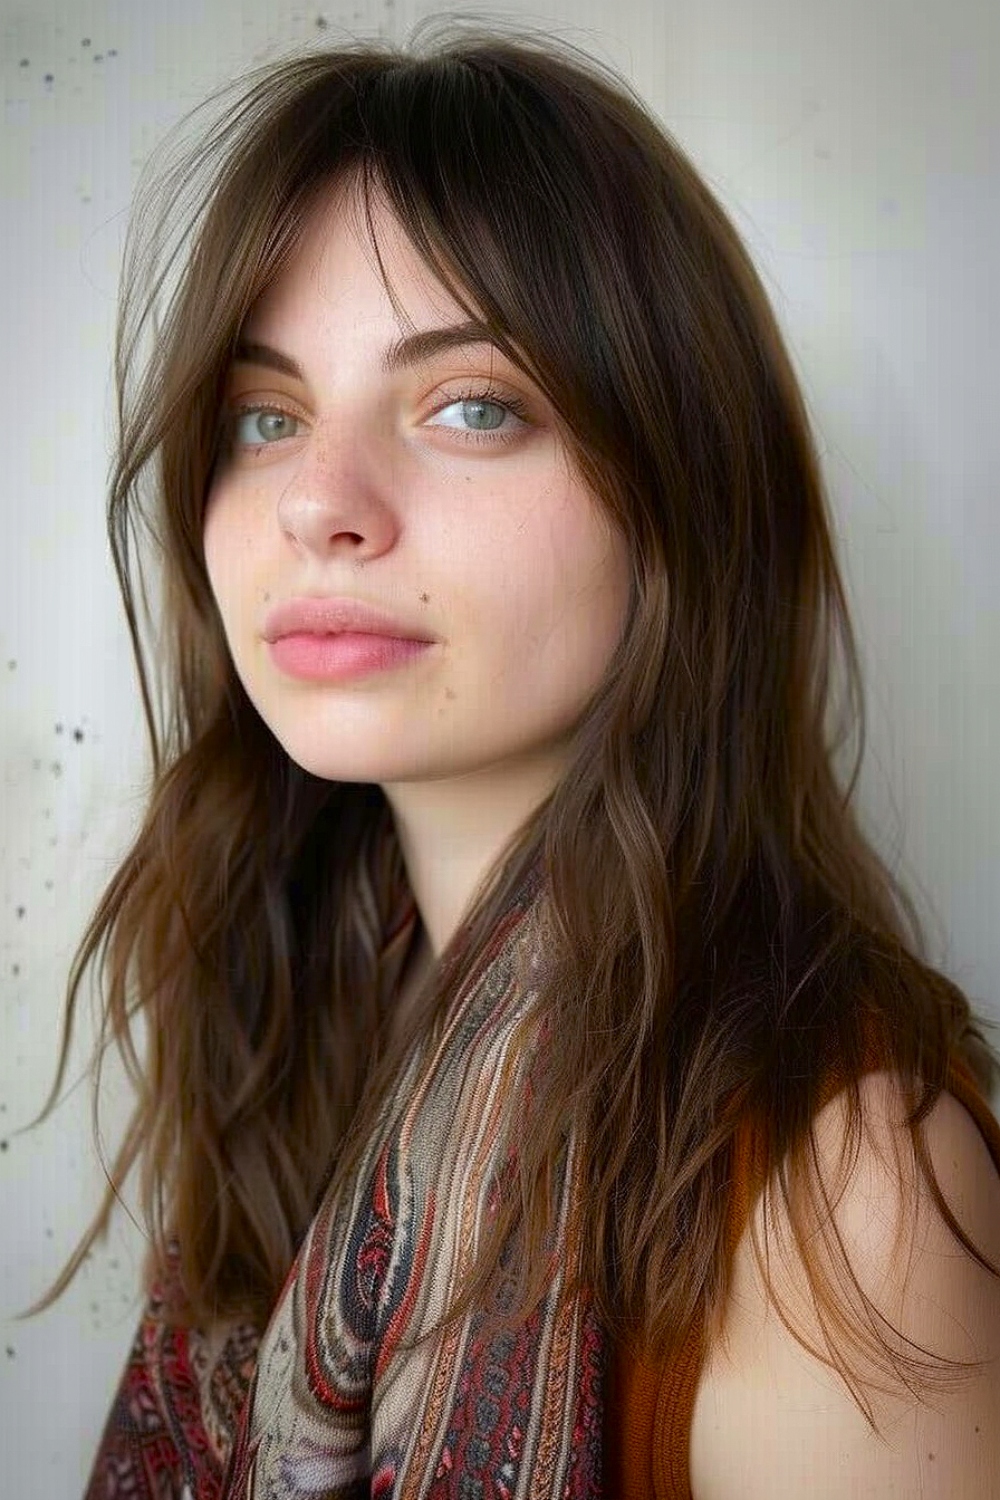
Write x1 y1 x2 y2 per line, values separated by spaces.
262 594 436 643
268 631 432 681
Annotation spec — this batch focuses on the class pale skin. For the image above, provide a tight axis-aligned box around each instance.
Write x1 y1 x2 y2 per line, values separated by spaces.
203 177 1000 1494
690 1071 1000 1497
203 175 631 975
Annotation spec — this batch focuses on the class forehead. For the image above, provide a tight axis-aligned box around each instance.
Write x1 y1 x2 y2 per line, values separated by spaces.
246 174 469 339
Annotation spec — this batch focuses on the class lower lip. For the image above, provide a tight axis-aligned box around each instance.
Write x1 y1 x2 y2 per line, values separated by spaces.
268 631 433 681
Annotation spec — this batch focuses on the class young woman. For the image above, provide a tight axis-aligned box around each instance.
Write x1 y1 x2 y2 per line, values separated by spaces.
41 24 1000 1500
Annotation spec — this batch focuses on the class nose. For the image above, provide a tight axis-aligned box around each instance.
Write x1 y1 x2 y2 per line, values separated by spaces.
276 420 398 560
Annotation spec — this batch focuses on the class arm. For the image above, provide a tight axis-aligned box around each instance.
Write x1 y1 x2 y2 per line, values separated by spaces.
688 1071 1000 1499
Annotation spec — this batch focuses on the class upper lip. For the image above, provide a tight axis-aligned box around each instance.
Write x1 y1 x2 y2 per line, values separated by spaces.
262 595 437 643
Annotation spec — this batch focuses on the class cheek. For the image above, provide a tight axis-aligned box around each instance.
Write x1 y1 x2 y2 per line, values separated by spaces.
495 506 629 691
549 499 629 631
202 489 254 613
201 485 227 587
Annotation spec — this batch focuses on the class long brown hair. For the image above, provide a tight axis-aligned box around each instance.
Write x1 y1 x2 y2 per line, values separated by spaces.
38 19 998 1417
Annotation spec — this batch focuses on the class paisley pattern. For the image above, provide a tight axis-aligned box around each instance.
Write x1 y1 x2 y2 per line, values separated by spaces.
83 1262 260 1499
85 839 605 1498
223 860 604 1499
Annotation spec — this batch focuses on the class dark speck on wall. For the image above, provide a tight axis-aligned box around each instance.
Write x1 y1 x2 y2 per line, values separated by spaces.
0 1141 8 1152
12 964 19 975
55 723 63 734
316 15 328 28
74 728 84 742
19 59 29 68
8 659 17 669
44 74 54 84
16 907 25 919
5 1346 14 1359
82 38 91 46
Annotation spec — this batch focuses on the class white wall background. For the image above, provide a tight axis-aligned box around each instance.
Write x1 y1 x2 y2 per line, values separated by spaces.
1 0 997 1492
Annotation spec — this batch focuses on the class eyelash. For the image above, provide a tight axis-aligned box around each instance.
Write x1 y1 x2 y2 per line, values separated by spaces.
220 384 532 454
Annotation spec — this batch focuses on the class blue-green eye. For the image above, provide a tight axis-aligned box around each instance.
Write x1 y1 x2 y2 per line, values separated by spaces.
425 389 530 443
431 398 508 432
228 407 301 447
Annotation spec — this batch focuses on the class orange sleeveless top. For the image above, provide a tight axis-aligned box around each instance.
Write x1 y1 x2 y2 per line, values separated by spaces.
606 1054 1000 1498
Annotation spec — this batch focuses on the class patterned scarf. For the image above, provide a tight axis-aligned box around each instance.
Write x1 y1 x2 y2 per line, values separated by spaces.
213 834 606 1498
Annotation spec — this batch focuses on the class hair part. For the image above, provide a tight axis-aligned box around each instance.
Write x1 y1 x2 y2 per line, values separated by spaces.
35 20 999 1427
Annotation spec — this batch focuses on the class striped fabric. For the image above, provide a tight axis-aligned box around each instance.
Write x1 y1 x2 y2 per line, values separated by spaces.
220 849 604 1498
85 831 606 1498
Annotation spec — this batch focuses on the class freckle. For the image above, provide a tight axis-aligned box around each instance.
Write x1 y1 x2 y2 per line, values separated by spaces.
928 1452 935 1460
419 593 429 603
445 688 456 700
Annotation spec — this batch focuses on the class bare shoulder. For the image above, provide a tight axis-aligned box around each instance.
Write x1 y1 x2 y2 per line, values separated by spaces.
689 1070 1000 1500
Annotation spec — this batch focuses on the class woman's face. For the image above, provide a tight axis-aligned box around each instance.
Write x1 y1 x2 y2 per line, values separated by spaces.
203 179 631 791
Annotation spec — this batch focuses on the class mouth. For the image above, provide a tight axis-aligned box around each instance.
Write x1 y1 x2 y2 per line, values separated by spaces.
267 630 434 681
262 595 437 644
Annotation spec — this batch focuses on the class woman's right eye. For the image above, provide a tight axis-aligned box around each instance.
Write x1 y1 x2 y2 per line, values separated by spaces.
225 405 303 450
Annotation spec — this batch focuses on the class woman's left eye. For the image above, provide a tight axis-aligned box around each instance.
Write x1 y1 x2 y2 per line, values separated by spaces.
425 390 530 444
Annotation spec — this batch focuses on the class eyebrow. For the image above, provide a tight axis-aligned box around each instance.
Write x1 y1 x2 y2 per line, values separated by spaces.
231 320 506 380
